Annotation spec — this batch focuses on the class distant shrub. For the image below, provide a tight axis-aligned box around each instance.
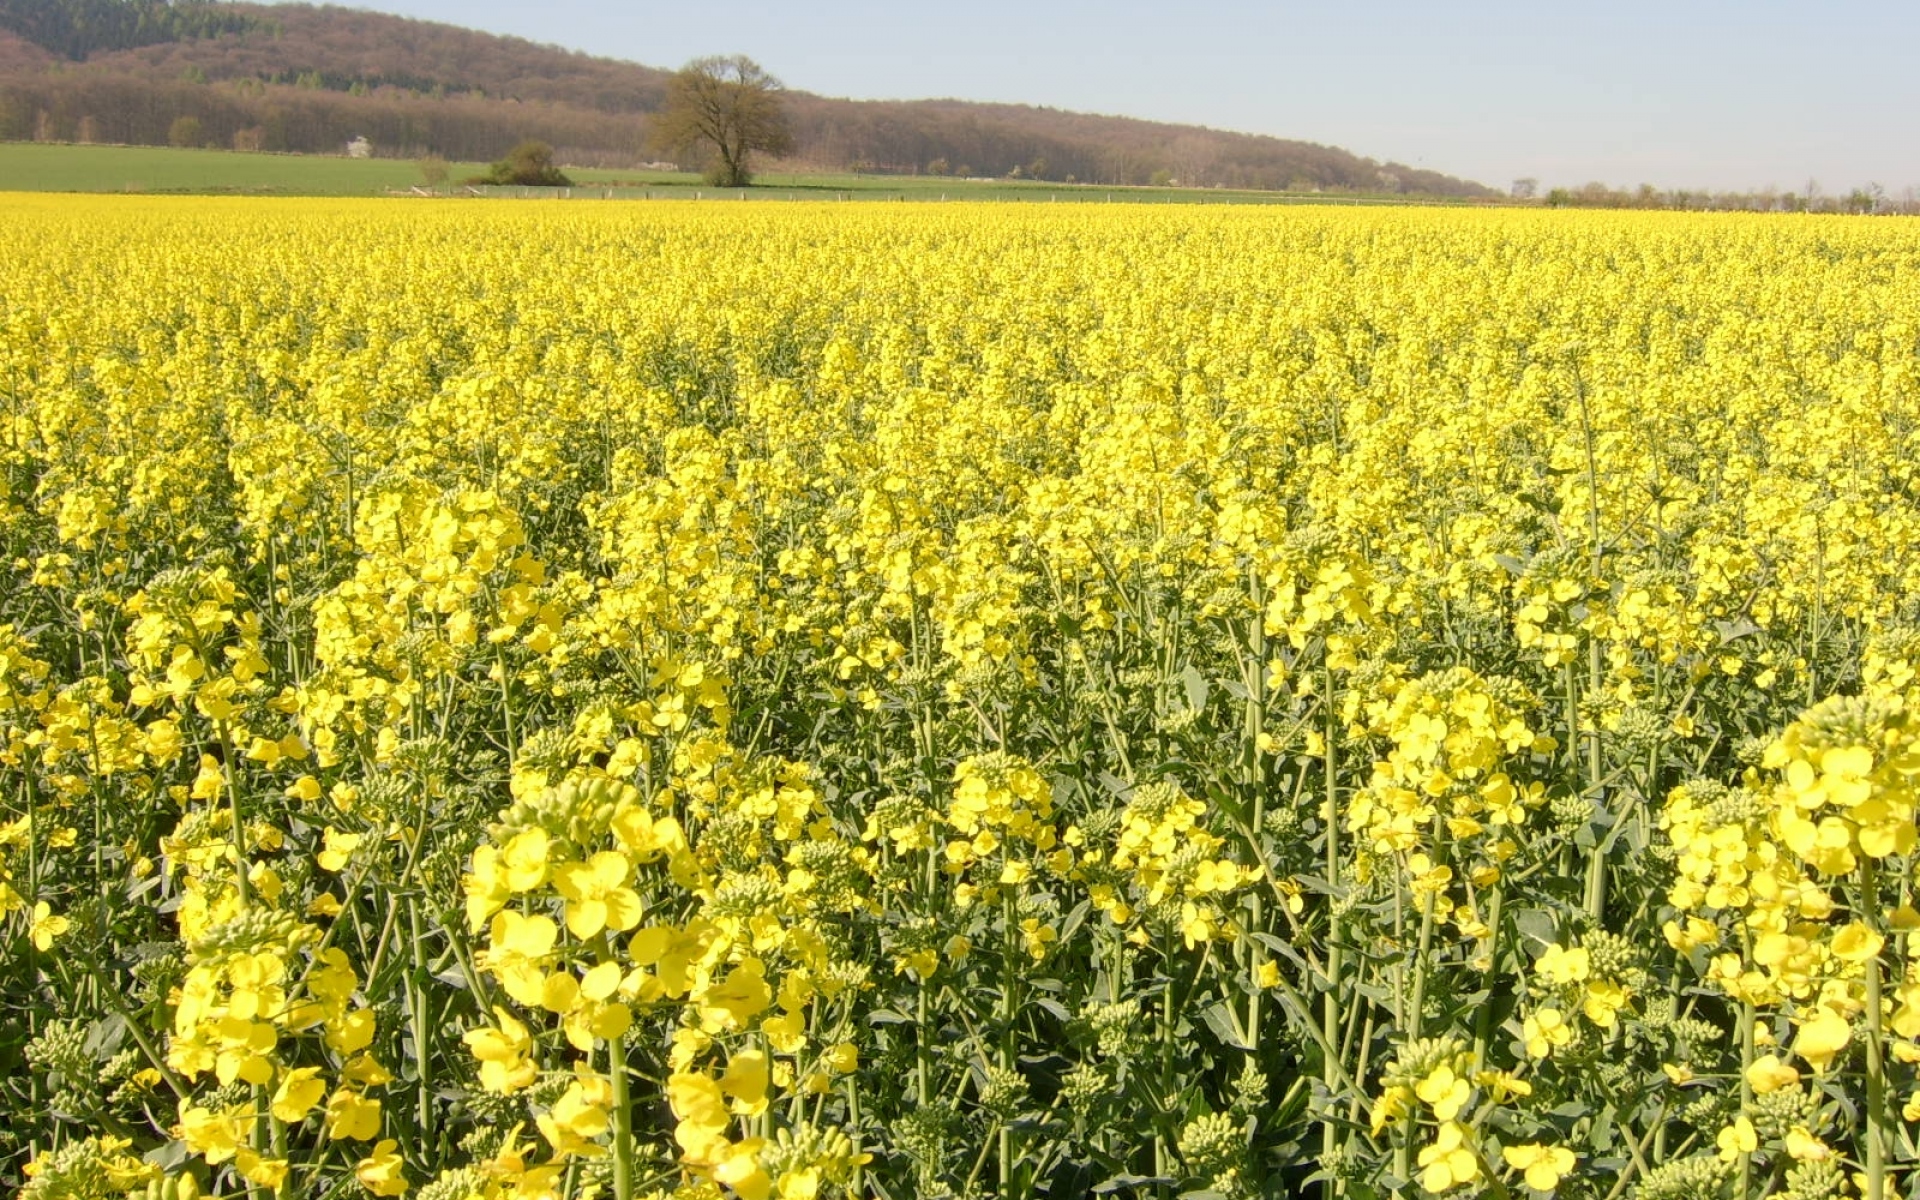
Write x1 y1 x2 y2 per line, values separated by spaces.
476 140 572 187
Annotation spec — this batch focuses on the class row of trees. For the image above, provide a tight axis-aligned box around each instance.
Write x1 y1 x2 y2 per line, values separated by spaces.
1514 177 1920 215
0 73 651 164
787 97 1487 193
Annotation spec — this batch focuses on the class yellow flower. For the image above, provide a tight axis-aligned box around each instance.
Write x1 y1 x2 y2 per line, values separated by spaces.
1178 902 1214 949
325 1089 383 1141
234 1148 289 1189
356 1139 408 1196
464 1007 537 1094
317 826 363 871
1417 1122 1480 1192
1662 916 1719 952
1536 943 1590 985
1830 921 1884 963
325 1006 377 1055
536 1075 612 1159
1581 980 1630 1029
1716 1116 1757 1162
667 1071 730 1160
1370 1085 1412 1135
343 1053 394 1087
271 1066 327 1122
1474 1069 1532 1103
1745 1054 1801 1095
763 1010 806 1054
1020 917 1059 959
501 827 551 892
552 850 643 938
1523 1008 1573 1058
178 1104 248 1163
29 901 68 951
778 1167 821 1200
895 948 937 979
485 910 559 1005
1502 1142 1576 1191
1784 1126 1832 1162
1794 1008 1853 1073
463 845 513 931
719 1049 770 1115
712 1138 773 1200
824 1042 858 1073
698 957 771 1030
1415 1064 1471 1122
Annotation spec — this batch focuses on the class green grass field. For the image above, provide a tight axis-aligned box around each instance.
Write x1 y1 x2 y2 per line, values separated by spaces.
0 142 479 194
0 141 1463 205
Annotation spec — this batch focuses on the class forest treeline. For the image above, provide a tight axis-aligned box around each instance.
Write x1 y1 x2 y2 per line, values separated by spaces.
0 0 1496 193
0 0 251 60
1538 178 1920 217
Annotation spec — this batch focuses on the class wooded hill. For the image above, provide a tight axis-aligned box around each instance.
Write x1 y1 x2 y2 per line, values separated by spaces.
0 0 1495 195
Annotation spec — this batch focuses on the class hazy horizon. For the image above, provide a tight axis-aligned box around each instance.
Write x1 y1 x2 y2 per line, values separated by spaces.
251 0 1920 195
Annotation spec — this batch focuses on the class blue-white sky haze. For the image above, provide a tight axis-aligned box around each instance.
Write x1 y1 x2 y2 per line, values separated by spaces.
277 0 1919 193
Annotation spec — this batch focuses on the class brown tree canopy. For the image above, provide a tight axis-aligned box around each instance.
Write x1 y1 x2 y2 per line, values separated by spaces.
653 54 791 187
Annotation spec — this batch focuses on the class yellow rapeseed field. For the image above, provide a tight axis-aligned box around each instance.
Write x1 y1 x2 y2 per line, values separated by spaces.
4 194 1920 1200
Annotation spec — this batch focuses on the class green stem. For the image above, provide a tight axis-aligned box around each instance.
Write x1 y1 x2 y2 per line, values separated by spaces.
1406 815 1446 1043
1001 889 1020 1197
1320 667 1345 1190
1246 566 1268 1054
610 1029 634 1200
916 981 931 1106
1736 993 1754 1200
1582 633 1606 922
1471 884 1505 1072
407 900 432 1132
217 720 251 906
1862 857 1887 1200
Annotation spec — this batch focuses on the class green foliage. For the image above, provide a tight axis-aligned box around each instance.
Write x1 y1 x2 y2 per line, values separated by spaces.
478 139 572 187
0 0 254 60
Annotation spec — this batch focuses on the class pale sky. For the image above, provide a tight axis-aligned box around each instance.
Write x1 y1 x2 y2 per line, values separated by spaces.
271 0 1919 194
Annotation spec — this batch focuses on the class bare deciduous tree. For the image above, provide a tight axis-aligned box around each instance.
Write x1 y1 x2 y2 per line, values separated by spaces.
653 55 791 188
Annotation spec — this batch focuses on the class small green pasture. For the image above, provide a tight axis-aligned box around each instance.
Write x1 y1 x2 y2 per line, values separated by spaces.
0 142 476 194
0 141 1456 204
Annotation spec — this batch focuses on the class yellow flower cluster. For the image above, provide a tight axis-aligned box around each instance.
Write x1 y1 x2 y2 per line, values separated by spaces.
7 195 1920 1200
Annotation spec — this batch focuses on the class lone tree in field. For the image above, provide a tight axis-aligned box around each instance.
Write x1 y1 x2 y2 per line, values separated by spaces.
655 55 792 187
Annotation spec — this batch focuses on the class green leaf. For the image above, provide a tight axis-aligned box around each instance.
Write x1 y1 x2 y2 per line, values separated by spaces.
1060 898 1091 942
1202 1002 1254 1050
1181 664 1209 712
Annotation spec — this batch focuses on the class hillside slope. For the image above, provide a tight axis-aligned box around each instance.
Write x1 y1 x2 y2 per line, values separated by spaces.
0 1 1493 194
